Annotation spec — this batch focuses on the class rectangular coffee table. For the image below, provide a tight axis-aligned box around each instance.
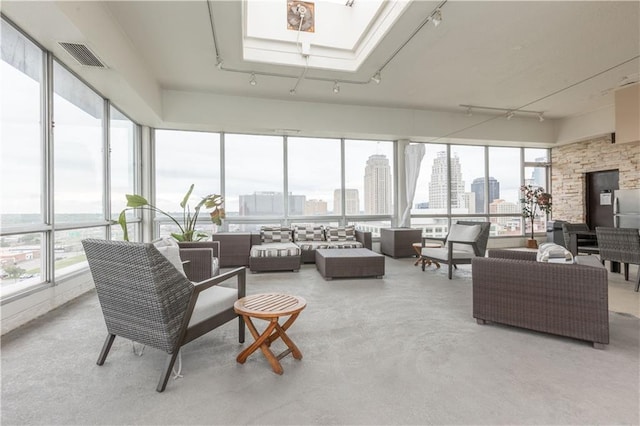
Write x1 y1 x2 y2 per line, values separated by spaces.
315 248 385 280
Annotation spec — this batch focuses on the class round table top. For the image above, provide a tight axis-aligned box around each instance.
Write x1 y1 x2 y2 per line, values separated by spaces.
234 293 307 318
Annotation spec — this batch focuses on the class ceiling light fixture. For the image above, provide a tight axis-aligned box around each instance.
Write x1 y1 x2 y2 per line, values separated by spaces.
431 9 442 27
333 81 340 94
249 73 257 86
459 104 546 122
371 72 381 84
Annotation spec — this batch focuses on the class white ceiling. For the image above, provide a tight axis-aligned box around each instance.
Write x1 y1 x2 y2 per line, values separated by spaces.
3 0 639 133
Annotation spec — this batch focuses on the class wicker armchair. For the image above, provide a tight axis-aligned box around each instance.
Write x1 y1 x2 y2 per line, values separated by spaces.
472 249 609 348
420 221 491 279
596 227 640 292
82 239 246 392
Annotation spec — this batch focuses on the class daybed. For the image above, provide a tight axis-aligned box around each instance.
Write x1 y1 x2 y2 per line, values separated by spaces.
472 249 609 348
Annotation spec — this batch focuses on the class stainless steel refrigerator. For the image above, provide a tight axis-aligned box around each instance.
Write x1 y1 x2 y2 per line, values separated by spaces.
613 189 640 229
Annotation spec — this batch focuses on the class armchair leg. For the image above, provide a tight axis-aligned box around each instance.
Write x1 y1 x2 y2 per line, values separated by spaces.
157 350 180 393
634 271 639 292
97 334 116 366
448 263 453 279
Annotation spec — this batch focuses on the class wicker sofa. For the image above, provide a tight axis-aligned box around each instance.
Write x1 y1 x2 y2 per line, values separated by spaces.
249 225 372 272
472 249 609 348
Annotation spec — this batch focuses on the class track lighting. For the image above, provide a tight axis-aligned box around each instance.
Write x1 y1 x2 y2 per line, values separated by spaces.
371 72 381 84
431 9 442 27
249 73 257 86
459 104 546 122
333 81 340 94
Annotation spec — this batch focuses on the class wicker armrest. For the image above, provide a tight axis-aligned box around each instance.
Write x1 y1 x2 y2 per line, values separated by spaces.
355 230 372 250
193 266 246 299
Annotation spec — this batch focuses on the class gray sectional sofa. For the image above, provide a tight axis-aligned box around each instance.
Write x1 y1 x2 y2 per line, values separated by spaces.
249 225 372 272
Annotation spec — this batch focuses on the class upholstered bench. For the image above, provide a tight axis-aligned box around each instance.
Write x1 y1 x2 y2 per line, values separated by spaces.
315 248 385 280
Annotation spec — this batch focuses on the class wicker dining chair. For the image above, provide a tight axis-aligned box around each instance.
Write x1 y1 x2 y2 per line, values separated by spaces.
82 239 246 392
595 227 640 292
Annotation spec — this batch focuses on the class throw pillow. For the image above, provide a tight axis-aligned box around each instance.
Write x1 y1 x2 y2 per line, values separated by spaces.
293 225 324 242
326 225 356 242
152 237 187 276
261 227 292 243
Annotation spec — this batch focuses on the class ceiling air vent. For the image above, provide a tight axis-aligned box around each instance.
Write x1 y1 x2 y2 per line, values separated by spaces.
58 42 107 68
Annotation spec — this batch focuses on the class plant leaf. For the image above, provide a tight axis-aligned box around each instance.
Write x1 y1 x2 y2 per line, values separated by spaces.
118 210 129 241
180 184 195 209
126 194 149 208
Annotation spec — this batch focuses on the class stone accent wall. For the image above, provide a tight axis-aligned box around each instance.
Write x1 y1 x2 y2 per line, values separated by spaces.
551 135 640 222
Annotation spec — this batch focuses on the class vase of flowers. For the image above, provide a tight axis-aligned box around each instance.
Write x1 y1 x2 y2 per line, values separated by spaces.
118 184 224 242
520 184 552 249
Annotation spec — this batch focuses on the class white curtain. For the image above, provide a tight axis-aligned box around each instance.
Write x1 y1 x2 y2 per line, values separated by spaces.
400 144 426 227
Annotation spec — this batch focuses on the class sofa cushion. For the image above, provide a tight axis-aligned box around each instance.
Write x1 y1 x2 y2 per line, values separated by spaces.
250 242 301 258
261 227 292 243
294 225 324 242
326 225 356 242
446 223 481 253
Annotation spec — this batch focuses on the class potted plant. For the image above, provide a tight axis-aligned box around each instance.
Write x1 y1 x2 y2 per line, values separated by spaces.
118 184 224 242
520 184 552 248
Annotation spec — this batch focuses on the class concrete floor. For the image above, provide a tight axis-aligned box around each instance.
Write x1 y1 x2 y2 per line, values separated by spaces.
2 255 639 425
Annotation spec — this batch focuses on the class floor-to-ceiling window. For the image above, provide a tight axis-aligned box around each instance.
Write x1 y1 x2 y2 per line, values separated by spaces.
0 17 140 301
110 106 139 241
410 143 550 238
344 139 395 237
0 18 46 297
154 129 221 238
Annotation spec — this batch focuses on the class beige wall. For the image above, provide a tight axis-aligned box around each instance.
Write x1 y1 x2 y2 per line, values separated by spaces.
551 135 640 222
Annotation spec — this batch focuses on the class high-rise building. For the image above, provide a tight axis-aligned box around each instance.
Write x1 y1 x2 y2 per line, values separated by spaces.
490 199 520 226
364 155 391 214
304 199 327 215
470 177 500 213
334 189 360 215
239 192 305 215
429 151 465 210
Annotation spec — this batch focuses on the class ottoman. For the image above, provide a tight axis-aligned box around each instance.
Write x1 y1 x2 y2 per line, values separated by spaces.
315 248 385 280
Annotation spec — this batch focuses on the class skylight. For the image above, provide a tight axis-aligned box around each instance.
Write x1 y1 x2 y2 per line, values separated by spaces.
243 0 412 72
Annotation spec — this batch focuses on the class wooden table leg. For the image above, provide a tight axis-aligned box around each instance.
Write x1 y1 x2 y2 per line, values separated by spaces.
274 321 303 360
236 316 283 375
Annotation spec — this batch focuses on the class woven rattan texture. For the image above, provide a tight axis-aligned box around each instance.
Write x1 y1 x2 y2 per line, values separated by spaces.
596 227 640 265
83 239 193 353
473 249 609 344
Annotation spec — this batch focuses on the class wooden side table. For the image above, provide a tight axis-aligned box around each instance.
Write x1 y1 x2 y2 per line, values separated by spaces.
413 242 442 269
234 293 306 375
